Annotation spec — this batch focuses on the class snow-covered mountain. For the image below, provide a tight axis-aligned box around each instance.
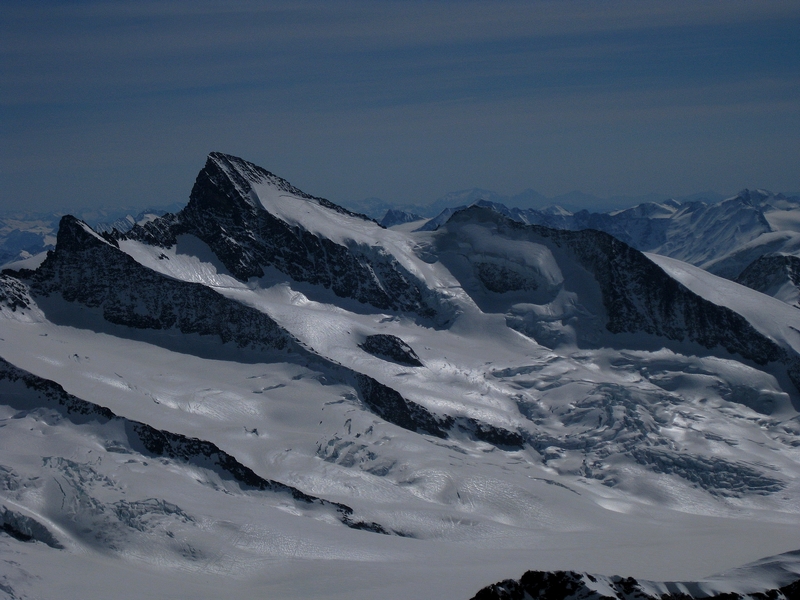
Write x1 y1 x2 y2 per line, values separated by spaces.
471 190 800 267
456 190 800 309
356 187 723 220
0 212 59 265
0 206 181 266
379 209 425 228
2 153 800 599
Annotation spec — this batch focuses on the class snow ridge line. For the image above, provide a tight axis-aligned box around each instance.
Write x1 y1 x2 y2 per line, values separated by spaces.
0 356 393 535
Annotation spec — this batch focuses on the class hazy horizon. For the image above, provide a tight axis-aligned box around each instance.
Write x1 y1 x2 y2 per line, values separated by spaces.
3 1 799 213
0 169 782 222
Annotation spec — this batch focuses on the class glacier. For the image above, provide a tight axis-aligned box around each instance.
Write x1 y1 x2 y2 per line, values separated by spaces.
2 153 800 599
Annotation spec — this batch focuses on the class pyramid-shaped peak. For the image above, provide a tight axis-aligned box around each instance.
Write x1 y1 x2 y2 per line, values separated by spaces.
200 152 314 206
192 152 373 224
55 215 117 252
207 152 270 186
206 152 311 193
184 152 313 218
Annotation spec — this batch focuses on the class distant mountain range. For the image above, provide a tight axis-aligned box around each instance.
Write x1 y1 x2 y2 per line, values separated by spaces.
2 186 790 275
0 204 183 266
345 187 731 219
5 181 800 315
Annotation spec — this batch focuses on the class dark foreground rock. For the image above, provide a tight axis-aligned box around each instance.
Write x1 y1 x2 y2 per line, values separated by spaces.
471 568 800 600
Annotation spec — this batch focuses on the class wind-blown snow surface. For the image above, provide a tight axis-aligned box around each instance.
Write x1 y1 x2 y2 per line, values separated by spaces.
3 154 800 599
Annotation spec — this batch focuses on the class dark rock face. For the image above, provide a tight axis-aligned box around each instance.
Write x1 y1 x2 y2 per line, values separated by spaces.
416 205 468 232
0 507 63 549
353 373 451 438
0 273 31 312
17 216 515 453
473 571 597 600
353 372 525 448
736 254 800 301
359 334 423 367
561 227 784 365
125 152 444 319
28 215 293 352
454 417 525 450
474 262 539 293
471 569 800 600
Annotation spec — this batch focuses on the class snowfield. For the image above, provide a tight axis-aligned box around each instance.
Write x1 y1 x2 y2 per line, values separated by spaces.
2 153 800 599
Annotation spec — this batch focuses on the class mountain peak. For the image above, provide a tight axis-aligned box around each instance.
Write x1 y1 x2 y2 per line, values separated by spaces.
207 151 268 183
193 152 283 213
204 152 317 207
54 215 117 252
121 153 446 317
734 188 774 206
7 151 800 599
192 152 373 224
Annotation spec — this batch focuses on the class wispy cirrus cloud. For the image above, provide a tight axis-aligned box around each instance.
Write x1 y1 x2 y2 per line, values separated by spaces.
2 1 799 210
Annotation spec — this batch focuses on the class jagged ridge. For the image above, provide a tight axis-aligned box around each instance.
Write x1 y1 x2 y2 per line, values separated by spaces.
123 152 444 318
736 254 800 307
472 189 786 268
26 216 292 348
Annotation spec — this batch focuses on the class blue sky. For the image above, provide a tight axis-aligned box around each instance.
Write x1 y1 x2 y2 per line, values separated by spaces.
2 0 799 212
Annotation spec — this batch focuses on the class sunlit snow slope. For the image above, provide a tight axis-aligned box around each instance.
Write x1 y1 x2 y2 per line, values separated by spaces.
2 153 800 600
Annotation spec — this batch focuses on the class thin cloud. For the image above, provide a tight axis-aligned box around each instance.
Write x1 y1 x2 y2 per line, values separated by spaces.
1 0 799 211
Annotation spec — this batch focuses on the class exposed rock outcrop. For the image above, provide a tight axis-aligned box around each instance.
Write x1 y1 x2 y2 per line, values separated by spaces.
471 567 800 600
359 334 423 367
736 254 800 308
124 152 445 319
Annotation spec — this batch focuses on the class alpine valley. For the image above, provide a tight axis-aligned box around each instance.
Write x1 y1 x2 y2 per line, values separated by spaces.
3 153 800 599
